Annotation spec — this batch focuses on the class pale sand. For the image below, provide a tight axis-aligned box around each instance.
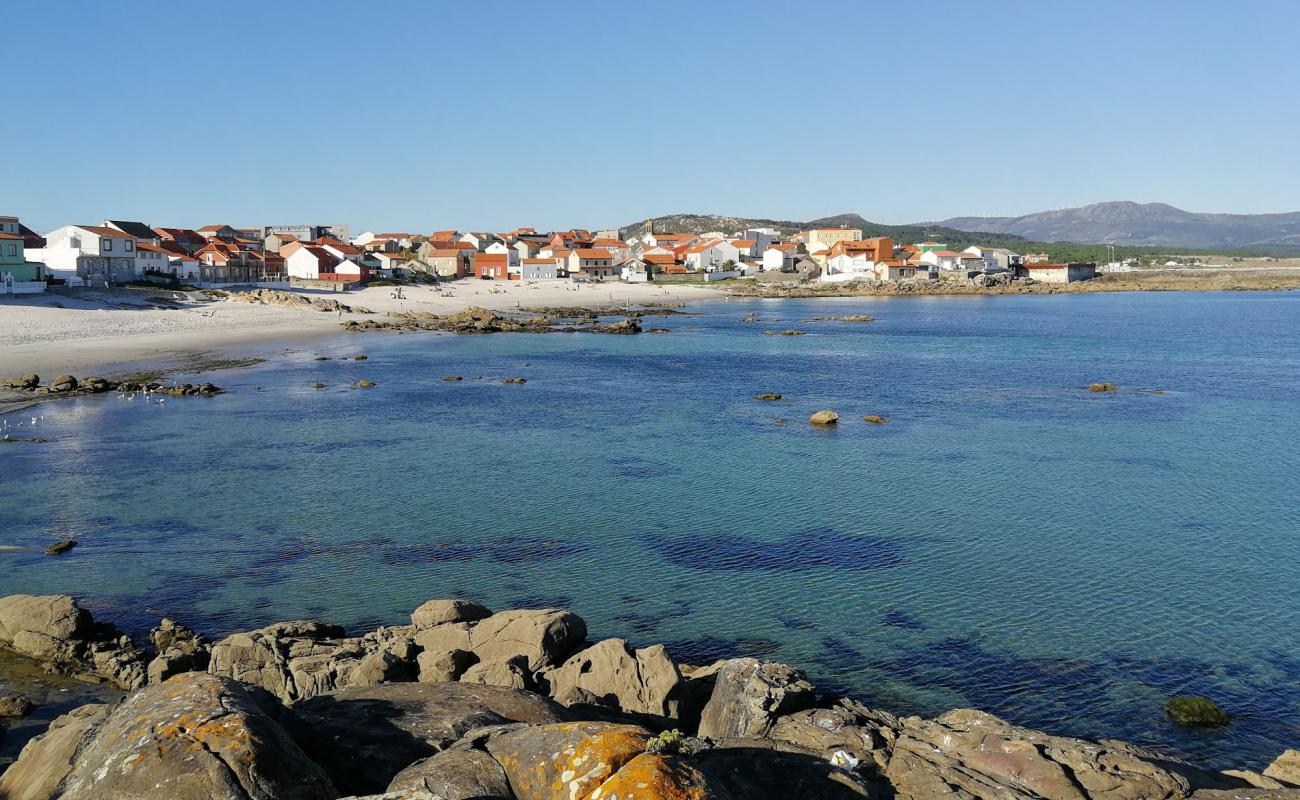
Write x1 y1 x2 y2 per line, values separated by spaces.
0 282 723 377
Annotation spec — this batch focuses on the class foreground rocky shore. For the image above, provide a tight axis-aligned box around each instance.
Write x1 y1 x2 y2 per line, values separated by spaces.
0 594 1296 800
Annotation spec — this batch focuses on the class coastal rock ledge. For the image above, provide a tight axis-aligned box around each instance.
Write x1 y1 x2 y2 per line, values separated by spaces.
0 593 1296 800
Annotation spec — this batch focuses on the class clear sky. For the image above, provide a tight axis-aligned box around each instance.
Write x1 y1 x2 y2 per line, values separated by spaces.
4 0 1298 234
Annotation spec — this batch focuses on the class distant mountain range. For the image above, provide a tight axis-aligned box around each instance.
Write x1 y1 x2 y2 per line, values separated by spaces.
935 202 1300 249
621 203 1300 254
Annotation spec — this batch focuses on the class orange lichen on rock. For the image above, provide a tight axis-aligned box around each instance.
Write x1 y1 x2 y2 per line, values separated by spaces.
586 753 717 800
490 722 651 800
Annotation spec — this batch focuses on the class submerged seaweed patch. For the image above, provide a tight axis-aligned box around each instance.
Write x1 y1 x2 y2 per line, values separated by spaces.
882 609 926 630
380 542 477 564
485 536 589 563
644 527 904 572
664 634 783 665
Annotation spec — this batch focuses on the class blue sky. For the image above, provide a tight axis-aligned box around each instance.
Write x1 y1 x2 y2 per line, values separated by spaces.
4 0 1298 233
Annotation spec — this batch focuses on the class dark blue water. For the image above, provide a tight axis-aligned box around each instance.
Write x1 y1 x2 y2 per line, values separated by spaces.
2 292 1299 769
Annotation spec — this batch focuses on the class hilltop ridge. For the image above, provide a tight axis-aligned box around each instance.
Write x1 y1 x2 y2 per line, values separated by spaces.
936 200 1300 249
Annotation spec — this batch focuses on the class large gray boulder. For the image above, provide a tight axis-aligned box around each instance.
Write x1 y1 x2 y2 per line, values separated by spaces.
543 637 683 717
884 708 1202 799
0 673 334 800
697 658 817 739
207 620 417 703
292 681 569 796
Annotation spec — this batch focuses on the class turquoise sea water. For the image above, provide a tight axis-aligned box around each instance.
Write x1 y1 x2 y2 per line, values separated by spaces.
2 292 1299 769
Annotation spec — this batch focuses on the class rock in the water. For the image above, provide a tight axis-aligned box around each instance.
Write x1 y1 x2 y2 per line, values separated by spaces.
44 539 76 556
1 674 334 800
358 378 376 388
441 375 463 381
0 693 36 718
1088 383 1119 392
293 681 568 795
49 375 78 392
697 658 816 739
412 599 493 630
862 415 888 424
1166 695 1230 726
485 721 652 800
500 377 527 384
208 620 416 703
754 393 783 401
810 410 840 425
543 637 683 717
884 708 1196 799
0 703 111 800
1265 750 1300 787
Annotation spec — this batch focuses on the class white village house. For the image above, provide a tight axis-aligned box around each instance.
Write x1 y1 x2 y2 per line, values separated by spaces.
28 224 139 284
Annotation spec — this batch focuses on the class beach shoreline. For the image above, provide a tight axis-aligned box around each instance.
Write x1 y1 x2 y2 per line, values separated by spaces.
3 270 1297 388
0 281 725 381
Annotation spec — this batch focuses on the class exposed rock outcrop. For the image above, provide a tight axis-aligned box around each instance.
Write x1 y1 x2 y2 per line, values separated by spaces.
293 681 568 795
147 618 212 684
411 599 492 630
543 638 682 718
697 657 817 739
0 674 334 800
884 708 1208 800
412 607 587 691
810 410 840 425
0 593 1289 800
207 620 417 703
0 594 148 689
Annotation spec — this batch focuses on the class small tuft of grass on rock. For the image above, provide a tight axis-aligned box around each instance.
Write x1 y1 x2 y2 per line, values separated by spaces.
645 729 705 757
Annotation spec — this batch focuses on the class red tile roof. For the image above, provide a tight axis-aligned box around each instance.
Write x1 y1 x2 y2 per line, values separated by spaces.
76 225 134 238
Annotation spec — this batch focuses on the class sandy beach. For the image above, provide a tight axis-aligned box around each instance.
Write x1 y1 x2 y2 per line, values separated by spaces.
0 281 723 378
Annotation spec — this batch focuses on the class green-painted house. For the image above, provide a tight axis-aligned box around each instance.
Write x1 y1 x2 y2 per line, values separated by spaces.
0 229 48 285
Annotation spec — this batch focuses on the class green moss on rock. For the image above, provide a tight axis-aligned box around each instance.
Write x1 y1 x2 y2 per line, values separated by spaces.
1165 695 1229 726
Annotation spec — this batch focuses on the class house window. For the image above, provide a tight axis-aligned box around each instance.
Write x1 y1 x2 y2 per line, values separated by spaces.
103 239 112 251
126 241 134 252
4 244 14 257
